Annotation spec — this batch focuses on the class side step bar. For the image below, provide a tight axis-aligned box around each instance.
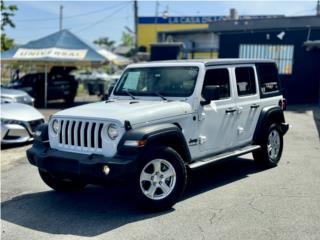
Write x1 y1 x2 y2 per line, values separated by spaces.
188 145 261 169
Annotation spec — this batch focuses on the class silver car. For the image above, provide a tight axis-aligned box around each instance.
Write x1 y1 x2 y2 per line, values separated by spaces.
1 103 45 144
1 87 34 105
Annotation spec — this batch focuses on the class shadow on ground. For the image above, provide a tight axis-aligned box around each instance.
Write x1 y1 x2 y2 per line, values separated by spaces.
287 104 320 139
1 157 263 237
1 141 31 150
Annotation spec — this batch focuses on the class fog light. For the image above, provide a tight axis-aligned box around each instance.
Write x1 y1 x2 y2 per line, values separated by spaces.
102 165 110 175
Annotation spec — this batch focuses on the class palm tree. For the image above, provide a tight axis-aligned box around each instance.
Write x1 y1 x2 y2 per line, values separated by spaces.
93 37 115 50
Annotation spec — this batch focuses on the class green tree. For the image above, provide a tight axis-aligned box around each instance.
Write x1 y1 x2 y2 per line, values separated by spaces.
1 0 18 51
93 37 115 49
120 31 134 47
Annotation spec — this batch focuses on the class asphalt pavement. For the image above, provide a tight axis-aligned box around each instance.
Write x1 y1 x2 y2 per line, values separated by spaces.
1 105 320 240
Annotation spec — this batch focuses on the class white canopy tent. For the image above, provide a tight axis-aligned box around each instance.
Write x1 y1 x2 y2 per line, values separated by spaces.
97 49 132 66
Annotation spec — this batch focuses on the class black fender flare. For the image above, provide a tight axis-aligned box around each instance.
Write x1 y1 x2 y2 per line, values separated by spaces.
31 123 50 149
117 123 192 163
34 123 49 142
253 106 288 144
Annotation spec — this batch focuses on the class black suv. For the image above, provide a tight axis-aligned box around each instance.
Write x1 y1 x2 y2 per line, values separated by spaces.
10 67 78 107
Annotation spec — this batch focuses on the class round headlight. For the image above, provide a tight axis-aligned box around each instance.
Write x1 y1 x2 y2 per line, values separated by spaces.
107 124 119 140
52 119 60 134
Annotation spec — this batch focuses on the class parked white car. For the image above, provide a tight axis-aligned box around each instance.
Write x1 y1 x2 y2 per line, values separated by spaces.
27 59 289 211
1 103 44 144
1 87 34 105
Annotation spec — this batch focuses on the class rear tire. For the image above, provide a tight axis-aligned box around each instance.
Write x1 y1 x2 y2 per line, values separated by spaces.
253 123 283 168
133 146 187 211
39 169 86 192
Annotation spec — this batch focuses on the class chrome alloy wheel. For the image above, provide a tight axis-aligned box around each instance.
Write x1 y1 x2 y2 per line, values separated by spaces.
139 159 177 200
267 129 281 161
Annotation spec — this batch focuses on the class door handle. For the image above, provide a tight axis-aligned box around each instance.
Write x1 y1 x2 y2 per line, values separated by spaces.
225 108 237 114
250 104 260 109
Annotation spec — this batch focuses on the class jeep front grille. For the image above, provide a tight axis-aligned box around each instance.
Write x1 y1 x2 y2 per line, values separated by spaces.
58 119 104 149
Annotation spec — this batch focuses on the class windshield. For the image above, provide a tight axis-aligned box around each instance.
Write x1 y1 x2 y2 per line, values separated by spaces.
113 66 199 98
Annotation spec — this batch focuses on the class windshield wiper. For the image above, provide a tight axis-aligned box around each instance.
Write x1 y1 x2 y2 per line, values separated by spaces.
124 89 136 100
154 92 167 101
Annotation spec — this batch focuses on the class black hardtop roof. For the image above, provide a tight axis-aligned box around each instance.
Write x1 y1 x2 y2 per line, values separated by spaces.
144 58 276 66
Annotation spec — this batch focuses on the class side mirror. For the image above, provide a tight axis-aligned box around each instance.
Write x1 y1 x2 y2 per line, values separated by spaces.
200 85 220 105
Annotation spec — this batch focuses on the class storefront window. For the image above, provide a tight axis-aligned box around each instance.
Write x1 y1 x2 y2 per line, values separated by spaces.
239 44 294 74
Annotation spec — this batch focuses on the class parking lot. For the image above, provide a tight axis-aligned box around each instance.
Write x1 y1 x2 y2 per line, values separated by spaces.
1 104 320 240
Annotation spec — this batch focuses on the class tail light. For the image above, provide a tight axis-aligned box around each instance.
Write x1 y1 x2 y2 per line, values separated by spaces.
279 98 287 110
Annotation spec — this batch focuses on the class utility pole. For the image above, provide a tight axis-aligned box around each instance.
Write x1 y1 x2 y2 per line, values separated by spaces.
154 1 159 24
317 0 320 16
133 0 138 49
154 1 159 41
59 5 63 31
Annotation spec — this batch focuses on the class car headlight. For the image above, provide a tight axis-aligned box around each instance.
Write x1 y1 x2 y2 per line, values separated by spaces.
107 124 119 140
1 119 21 125
52 119 60 134
1 96 15 103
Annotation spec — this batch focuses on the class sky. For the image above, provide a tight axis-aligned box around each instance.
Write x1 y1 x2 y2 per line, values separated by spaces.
4 0 318 46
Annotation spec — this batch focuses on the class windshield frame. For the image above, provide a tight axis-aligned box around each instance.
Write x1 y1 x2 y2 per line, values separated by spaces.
112 66 200 99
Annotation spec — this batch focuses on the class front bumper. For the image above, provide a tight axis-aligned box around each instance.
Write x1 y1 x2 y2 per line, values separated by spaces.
26 142 139 183
1 119 44 144
1 123 33 144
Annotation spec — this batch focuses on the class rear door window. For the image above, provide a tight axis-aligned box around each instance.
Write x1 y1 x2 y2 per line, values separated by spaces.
235 67 256 96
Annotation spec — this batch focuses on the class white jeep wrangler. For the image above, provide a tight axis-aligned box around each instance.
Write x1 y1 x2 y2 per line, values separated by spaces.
27 59 289 210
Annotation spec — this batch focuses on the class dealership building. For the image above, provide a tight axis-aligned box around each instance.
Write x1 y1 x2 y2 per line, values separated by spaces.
138 14 320 104
137 14 283 58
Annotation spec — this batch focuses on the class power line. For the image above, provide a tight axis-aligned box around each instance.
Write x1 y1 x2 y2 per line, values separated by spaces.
157 2 186 16
11 3 129 32
14 2 126 22
74 4 128 33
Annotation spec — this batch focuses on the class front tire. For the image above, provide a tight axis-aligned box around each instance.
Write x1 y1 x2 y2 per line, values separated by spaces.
39 169 86 191
253 123 283 168
134 147 187 211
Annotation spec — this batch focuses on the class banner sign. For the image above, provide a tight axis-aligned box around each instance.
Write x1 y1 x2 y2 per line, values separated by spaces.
139 15 284 24
13 48 88 60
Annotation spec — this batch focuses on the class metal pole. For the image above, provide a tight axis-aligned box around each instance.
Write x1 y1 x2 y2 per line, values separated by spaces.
133 0 138 49
317 0 320 16
154 1 159 36
44 64 48 108
60 5 63 30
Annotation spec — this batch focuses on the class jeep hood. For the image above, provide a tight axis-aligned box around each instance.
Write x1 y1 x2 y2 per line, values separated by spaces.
53 100 192 126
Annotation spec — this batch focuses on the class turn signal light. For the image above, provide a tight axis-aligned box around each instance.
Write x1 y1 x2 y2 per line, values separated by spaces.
124 140 147 147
